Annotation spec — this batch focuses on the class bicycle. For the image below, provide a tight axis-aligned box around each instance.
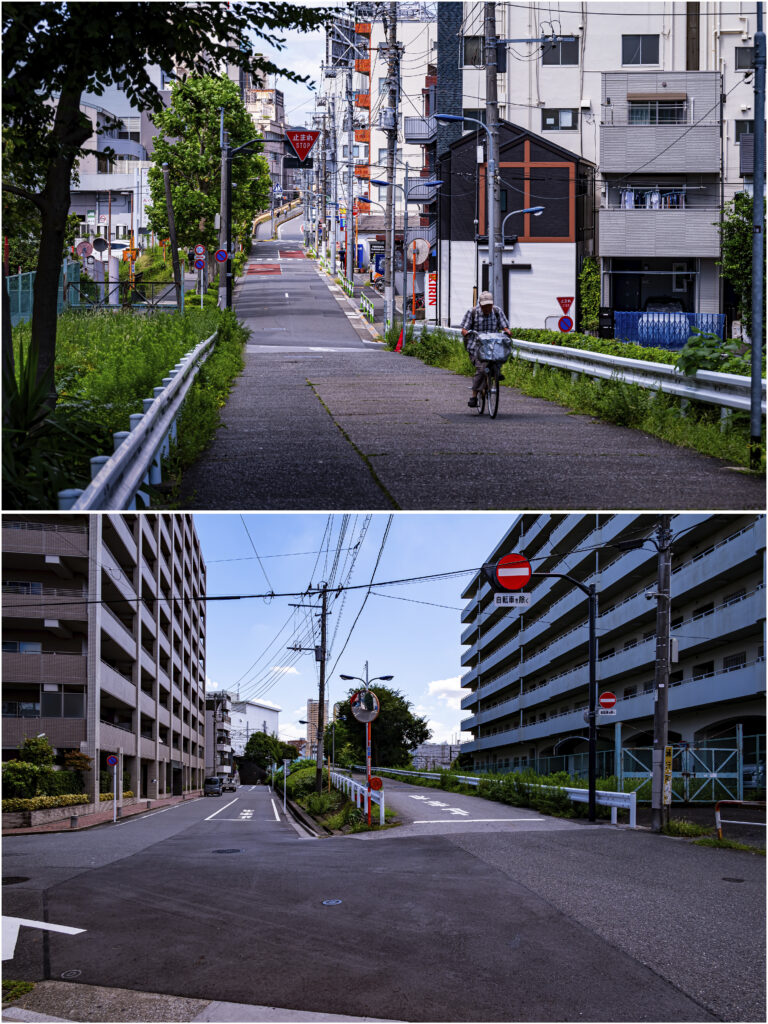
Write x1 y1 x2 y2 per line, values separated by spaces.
467 332 511 419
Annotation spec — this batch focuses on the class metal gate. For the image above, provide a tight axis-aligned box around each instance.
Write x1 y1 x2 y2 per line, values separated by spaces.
620 744 744 803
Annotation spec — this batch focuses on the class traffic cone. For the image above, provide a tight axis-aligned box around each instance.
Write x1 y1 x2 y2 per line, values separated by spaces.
395 327 404 352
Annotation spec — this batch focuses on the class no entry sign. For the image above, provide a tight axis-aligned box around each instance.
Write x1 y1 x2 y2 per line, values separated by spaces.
495 553 532 591
599 692 617 709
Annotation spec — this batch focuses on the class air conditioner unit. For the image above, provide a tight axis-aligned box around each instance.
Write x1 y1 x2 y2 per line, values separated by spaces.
580 96 591 108
379 108 396 130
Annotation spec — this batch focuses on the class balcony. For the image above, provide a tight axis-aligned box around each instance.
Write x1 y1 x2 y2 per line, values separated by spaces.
100 721 137 756
403 115 437 145
2 717 86 750
355 129 370 144
2 519 88 558
599 207 720 258
355 164 370 179
100 660 137 706
355 22 371 34
3 651 86 685
406 222 436 248
354 92 370 109
355 58 370 75
406 181 439 204
3 584 89 625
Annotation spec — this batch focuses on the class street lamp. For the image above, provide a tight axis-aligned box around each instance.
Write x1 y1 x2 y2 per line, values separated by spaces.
226 136 261 309
501 206 545 245
435 112 501 302
371 173 443 328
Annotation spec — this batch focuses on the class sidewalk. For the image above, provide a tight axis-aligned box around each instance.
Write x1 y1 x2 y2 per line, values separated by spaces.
2 981 401 1023
2 792 200 837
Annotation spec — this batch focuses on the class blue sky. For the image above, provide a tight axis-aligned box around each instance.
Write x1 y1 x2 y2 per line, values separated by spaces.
194 514 515 745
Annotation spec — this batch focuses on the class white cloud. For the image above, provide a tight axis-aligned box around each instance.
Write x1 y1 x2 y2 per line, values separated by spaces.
271 666 299 676
426 676 463 712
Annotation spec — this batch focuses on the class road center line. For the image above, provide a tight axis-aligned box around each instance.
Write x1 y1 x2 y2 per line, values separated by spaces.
270 799 280 821
204 798 238 821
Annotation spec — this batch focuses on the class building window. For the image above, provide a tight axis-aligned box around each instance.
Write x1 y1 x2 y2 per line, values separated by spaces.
378 76 388 95
542 108 578 130
462 36 484 66
2 640 42 654
622 35 660 65
2 580 43 595
692 660 714 678
628 100 687 125
2 687 41 717
735 47 755 70
723 652 747 672
735 120 754 143
692 601 714 620
377 147 387 164
624 685 637 698
722 588 746 606
542 38 579 65
462 107 486 125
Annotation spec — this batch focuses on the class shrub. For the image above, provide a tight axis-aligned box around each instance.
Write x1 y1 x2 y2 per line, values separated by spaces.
305 792 334 816
285 766 324 800
2 794 90 812
1 760 45 798
99 791 135 801
578 255 600 332
43 770 85 796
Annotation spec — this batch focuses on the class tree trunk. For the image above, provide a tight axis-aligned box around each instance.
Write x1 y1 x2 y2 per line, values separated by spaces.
31 80 91 398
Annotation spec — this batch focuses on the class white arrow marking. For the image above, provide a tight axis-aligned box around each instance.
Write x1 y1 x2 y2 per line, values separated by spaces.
3 917 85 961
408 795 429 801
448 808 470 816
425 800 449 807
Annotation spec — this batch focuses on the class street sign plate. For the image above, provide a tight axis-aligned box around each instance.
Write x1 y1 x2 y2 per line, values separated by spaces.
493 593 530 609
597 708 617 717
557 296 574 313
285 128 320 162
214 249 228 263
370 776 383 791
194 258 205 270
106 755 118 766
194 244 206 256
558 315 573 332
599 692 617 709
495 553 532 591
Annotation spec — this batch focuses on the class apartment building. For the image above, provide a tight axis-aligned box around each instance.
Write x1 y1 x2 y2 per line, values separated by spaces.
398 2 759 330
2 514 207 802
460 514 765 780
305 699 330 757
229 694 281 756
205 691 233 778
412 741 461 769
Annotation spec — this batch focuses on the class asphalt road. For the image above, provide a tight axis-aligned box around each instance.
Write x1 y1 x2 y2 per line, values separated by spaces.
180 219 765 510
4 784 764 1022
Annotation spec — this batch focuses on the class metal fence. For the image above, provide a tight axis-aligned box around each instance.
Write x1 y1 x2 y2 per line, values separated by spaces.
7 261 82 327
614 310 726 349
331 770 385 825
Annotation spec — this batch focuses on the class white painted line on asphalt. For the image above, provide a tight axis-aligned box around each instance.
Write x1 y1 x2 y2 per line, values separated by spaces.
285 292 289 298
412 818 542 824
270 799 281 821
3 917 85 961
204 798 238 821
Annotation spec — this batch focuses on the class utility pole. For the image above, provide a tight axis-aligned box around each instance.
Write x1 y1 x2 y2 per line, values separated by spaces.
484 1 502 304
651 515 673 833
750 2 765 471
218 110 227 309
315 583 328 794
383 1 399 330
161 162 182 312
346 61 356 283
320 110 328 257
330 95 338 276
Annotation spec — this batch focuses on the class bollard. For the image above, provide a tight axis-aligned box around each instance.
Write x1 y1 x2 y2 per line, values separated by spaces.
69 815 79 829
146 800 152 810
116 806 122 819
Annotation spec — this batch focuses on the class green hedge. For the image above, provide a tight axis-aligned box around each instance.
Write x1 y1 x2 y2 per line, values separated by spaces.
2 794 90 812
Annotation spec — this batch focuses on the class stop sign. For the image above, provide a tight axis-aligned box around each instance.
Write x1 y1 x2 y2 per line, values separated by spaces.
495 553 532 591
599 692 617 709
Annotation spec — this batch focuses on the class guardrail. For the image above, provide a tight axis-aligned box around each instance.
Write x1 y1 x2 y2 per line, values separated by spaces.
363 765 636 827
58 331 218 510
714 799 766 840
331 770 385 825
338 275 354 297
360 293 375 322
411 324 765 416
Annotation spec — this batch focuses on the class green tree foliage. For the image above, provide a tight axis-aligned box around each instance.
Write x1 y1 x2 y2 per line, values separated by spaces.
577 255 600 332
325 686 431 768
18 735 55 767
1 1 332 391
146 76 271 264
243 730 282 768
718 191 766 337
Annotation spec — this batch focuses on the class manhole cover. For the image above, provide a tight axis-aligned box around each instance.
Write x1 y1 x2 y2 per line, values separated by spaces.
322 899 343 906
213 849 241 854
722 877 745 883
2 877 29 885
61 970 82 980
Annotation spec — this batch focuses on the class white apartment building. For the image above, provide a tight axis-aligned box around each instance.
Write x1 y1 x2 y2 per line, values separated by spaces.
460 514 765 793
229 695 281 756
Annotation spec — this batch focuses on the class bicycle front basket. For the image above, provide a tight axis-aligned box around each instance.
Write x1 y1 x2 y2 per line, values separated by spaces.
476 333 512 363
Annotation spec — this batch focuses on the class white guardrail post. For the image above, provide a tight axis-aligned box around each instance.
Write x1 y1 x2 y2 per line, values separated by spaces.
411 324 766 416
57 331 218 510
363 766 635 827
331 770 384 826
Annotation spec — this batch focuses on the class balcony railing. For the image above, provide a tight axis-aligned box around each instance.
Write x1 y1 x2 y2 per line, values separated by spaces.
403 115 437 145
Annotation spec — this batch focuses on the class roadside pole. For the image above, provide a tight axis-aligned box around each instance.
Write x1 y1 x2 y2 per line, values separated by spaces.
346 61 355 284
587 584 598 821
283 758 289 813
383 1 399 330
750 2 765 470
402 162 409 328
315 583 328 794
161 163 182 312
651 515 673 832
330 96 338 277
484 1 501 301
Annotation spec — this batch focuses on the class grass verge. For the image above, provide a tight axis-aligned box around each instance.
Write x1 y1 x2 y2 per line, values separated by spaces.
692 837 766 854
2 980 35 1004
391 326 765 470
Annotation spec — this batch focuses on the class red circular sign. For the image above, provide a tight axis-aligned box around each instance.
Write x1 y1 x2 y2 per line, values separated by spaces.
495 553 532 591
369 776 383 791
599 692 617 709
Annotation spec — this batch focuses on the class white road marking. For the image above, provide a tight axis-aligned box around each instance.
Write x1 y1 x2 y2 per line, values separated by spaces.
3 917 85 961
270 799 280 821
204 798 238 821
412 818 543 824
285 292 290 298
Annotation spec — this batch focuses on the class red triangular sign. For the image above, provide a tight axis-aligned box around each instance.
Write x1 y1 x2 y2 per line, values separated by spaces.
557 296 574 314
285 129 320 162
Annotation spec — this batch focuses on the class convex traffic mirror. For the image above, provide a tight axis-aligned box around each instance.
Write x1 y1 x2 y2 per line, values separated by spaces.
350 689 380 723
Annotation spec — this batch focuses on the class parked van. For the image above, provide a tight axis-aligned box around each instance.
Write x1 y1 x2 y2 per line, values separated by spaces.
204 777 223 796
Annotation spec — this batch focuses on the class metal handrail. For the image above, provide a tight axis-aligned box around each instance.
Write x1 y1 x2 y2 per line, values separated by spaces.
60 331 218 510
331 769 385 825
714 799 766 840
412 324 766 414
361 764 636 827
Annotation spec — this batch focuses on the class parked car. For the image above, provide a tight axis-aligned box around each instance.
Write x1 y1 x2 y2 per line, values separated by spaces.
222 778 237 792
203 776 223 796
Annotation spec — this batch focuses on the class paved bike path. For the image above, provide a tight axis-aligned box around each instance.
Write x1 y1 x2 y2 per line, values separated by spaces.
181 243 765 510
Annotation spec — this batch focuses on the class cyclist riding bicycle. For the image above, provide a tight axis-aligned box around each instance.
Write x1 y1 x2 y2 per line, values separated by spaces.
460 291 512 407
